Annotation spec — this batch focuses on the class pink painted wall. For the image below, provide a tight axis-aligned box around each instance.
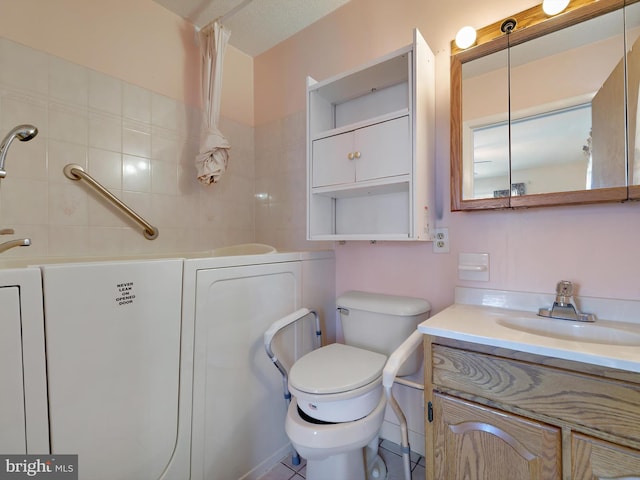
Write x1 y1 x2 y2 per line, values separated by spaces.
254 0 640 313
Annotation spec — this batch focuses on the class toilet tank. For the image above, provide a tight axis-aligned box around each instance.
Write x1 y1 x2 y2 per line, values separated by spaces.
336 291 431 377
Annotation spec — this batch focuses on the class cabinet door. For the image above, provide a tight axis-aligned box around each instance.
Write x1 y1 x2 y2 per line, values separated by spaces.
311 131 355 187
433 393 561 480
0 286 26 453
572 433 640 479
354 116 410 182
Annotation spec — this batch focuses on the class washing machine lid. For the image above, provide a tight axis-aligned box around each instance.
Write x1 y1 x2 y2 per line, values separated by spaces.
289 343 387 395
336 290 431 316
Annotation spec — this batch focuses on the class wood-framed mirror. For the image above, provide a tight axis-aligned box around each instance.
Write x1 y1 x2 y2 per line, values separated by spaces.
627 0 640 199
451 0 632 211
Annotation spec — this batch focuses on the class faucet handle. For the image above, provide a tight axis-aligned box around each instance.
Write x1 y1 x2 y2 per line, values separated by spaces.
556 280 574 297
0 228 14 235
554 280 575 307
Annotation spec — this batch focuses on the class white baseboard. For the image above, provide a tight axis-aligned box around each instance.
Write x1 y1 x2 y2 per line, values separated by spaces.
240 443 293 480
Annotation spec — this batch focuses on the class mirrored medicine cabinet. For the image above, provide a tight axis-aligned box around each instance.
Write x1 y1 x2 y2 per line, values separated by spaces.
451 0 640 211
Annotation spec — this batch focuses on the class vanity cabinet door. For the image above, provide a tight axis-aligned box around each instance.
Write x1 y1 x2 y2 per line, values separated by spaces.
433 392 561 480
572 433 640 479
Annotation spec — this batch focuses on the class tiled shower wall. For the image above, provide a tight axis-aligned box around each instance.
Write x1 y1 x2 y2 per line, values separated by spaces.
0 37 255 259
254 111 333 252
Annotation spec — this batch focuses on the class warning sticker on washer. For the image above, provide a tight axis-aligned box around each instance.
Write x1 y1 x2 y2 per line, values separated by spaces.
115 281 136 306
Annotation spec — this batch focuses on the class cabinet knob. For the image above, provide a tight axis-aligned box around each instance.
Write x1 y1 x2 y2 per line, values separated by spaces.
354 151 361 159
348 152 354 160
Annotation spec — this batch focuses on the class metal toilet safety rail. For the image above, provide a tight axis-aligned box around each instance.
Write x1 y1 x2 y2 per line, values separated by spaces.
264 308 322 466
264 308 424 480
383 329 425 480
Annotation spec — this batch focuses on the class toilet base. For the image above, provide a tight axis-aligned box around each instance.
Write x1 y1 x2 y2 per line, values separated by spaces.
305 437 387 480
367 453 388 480
286 395 387 480
306 450 366 480
305 450 387 480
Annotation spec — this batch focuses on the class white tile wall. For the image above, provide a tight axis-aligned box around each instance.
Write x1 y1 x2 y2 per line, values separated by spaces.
0 37 255 259
254 110 332 251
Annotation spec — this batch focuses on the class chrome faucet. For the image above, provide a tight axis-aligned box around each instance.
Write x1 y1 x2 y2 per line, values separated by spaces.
0 238 31 254
538 280 596 322
0 229 31 253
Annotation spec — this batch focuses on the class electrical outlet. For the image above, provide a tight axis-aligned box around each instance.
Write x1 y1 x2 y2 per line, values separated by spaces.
432 228 449 253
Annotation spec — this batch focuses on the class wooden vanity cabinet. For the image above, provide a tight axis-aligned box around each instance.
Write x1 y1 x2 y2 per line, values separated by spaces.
572 433 640 479
424 338 640 480
433 393 561 479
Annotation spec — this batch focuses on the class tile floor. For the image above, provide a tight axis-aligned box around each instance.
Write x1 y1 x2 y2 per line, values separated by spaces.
257 439 425 480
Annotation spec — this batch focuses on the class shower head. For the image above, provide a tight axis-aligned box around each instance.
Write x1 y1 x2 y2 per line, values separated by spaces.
14 124 38 142
0 124 38 178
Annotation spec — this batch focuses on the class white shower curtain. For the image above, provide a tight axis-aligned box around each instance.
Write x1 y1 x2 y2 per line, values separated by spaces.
195 22 231 185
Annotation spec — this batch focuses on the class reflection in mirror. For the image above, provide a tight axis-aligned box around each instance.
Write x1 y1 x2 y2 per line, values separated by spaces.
462 49 510 200
626 1 640 190
471 104 592 198
509 7 626 194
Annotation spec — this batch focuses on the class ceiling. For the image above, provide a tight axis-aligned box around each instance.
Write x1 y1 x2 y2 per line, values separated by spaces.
153 0 351 57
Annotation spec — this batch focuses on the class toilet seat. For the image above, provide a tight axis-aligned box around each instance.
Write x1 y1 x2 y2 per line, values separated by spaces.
289 343 387 422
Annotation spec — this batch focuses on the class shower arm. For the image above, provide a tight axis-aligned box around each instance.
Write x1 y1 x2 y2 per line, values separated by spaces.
63 164 159 240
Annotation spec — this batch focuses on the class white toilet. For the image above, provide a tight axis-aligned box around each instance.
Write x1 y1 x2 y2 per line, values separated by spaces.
285 290 431 480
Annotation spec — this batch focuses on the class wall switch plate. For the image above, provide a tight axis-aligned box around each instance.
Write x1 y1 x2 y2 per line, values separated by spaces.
433 228 449 253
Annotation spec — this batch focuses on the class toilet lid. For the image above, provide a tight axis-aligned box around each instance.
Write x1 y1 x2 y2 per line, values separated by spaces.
289 343 387 395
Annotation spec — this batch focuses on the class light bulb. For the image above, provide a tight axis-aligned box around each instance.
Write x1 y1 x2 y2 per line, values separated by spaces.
455 26 477 50
542 0 570 16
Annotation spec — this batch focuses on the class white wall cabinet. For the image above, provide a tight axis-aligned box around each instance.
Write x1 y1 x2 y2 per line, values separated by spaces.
307 29 434 241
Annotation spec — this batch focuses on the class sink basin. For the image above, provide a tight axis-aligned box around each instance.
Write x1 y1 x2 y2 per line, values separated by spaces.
497 316 640 346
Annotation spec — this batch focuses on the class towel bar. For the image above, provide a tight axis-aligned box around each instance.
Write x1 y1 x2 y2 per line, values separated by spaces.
63 164 159 240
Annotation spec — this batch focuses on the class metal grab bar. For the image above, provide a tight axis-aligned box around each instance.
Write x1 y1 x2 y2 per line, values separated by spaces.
63 164 159 240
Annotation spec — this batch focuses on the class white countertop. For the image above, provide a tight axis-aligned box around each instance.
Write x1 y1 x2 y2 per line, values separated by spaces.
418 287 640 373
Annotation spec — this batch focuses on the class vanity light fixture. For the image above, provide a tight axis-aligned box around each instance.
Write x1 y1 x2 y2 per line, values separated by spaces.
455 26 477 49
542 0 570 16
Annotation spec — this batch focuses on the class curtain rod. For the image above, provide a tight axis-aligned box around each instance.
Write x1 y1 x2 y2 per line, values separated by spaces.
201 0 255 31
